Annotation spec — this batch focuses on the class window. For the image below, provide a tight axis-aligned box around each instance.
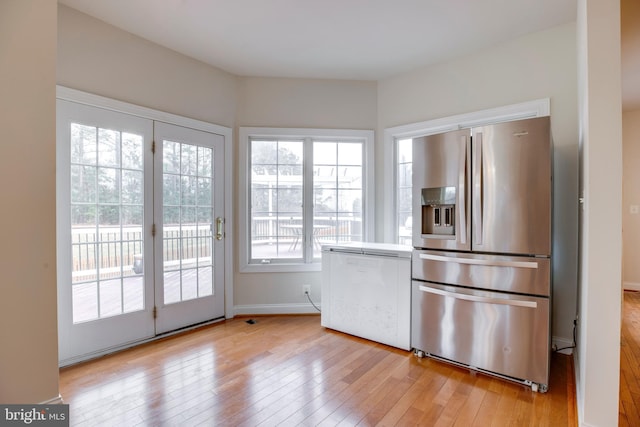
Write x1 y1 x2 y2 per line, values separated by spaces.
240 128 374 272
396 138 413 246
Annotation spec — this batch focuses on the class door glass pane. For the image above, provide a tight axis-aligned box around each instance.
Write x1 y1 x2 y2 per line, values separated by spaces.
70 123 145 323
163 141 215 305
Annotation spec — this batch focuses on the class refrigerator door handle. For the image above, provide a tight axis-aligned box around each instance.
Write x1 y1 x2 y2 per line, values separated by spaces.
473 132 483 245
418 253 539 269
418 285 538 308
458 135 467 245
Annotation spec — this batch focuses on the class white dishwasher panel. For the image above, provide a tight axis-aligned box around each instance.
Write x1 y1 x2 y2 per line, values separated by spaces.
321 244 411 350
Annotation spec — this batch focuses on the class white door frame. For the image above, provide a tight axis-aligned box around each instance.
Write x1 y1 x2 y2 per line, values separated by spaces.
56 86 234 361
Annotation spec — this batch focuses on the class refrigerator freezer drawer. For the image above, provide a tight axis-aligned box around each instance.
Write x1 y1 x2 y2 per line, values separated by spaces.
411 281 550 387
412 250 550 296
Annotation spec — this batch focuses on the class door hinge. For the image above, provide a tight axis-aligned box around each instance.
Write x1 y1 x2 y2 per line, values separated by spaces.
153 306 157 319
152 140 156 154
152 223 156 237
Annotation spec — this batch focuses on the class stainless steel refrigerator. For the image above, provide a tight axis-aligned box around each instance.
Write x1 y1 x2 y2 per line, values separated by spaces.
411 116 552 392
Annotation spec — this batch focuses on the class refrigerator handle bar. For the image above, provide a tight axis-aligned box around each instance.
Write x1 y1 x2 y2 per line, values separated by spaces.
458 135 467 245
473 132 483 245
418 253 539 269
418 285 538 308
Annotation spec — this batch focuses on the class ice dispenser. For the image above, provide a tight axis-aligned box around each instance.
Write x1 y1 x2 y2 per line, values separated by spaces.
421 187 456 236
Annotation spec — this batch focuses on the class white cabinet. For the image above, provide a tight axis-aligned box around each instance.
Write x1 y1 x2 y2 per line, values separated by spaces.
321 243 412 350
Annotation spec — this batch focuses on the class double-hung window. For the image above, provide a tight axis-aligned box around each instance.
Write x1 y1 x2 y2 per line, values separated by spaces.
239 128 374 272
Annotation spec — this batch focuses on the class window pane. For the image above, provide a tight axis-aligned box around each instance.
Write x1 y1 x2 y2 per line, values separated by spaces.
98 167 120 204
198 146 213 177
314 188 337 213
73 282 98 323
197 177 212 206
397 138 413 245
250 139 305 261
313 140 364 252
181 176 197 206
163 140 180 173
71 123 145 324
397 138 412 163
122 133 143 170
314 142 336 165
71 205 96 226
71 165 97 203
122 170 143 204
99 279 122 318
122 206 143 226
398 163 412 187
247 134 367 265
337 166 362 187
181 144 197 175
251 140 277 165
71 123 97 165
338 143 362 166
278 141 303 164
277 187 303 214
163 174 180 206
98 129 120 167
338 189 362 212
98 205 120 226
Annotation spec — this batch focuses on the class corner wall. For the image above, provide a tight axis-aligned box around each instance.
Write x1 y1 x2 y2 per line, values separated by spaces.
576 0 622 425
57 4 238 128
0 0 60 403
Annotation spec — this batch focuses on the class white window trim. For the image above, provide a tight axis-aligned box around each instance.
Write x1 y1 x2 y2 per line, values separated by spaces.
56 85 235 319
239 127 375 273
383 98 550 244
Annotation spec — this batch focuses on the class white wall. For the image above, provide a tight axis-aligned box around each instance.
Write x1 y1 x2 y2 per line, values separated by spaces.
576 0 622 425
622 109 640 290
57 5 238 128
378 22 580 346
0 0 60 403
235 77 378 310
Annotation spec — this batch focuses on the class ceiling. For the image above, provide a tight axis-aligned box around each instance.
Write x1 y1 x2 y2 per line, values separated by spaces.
59 0 638 110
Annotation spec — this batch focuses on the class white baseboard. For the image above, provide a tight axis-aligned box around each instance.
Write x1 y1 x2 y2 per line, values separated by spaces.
40 395 64 405
233 303 321 316
552 336 574 355
623 281 640 291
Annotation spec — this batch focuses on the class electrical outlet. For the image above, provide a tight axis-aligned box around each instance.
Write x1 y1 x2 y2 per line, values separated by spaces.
303 285 311 297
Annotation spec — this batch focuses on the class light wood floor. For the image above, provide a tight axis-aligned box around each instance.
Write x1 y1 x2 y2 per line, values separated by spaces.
60 315 577 426
620 290 640 426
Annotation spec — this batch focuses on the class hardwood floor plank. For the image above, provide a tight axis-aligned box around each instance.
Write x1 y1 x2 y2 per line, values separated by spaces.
59 314 579 426
620 291 640 427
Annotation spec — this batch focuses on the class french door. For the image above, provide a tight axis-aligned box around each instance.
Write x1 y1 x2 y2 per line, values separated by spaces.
153 122 225 334
57 99 226 365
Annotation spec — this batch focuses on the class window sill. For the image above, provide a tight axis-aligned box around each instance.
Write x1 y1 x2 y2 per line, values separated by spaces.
239 262 322 273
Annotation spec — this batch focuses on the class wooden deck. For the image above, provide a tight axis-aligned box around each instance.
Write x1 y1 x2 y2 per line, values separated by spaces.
60 315 577 426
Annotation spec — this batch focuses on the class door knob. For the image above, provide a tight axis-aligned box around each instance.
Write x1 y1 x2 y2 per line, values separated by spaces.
215 217 225 240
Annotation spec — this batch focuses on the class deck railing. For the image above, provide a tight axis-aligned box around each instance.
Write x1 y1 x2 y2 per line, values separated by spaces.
71 225 212 279
250 216 361 245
